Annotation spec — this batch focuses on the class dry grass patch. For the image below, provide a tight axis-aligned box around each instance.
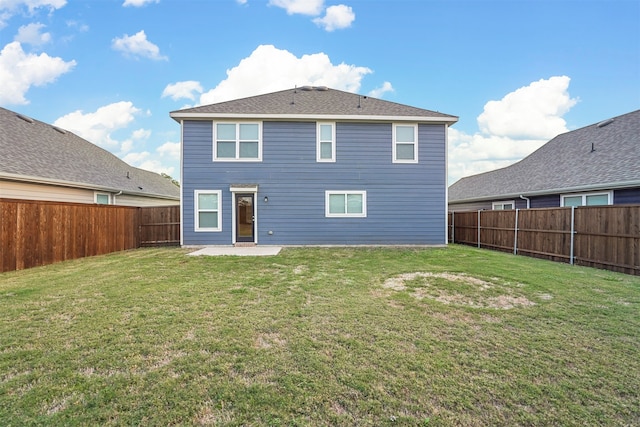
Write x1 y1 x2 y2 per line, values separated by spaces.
254 332 287 349
382 271 537 309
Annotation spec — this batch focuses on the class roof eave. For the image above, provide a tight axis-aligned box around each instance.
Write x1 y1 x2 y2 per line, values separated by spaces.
448 180 640 204
0 172 179 201
170 112 458 124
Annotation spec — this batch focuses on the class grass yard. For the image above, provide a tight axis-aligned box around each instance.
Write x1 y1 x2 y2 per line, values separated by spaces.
0 245 638 426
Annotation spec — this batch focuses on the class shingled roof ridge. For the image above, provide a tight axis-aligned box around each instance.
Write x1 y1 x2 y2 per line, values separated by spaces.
171 86 458 120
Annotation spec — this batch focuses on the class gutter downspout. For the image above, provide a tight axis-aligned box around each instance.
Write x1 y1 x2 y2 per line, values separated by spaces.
519 195 530 209
113 190 123 205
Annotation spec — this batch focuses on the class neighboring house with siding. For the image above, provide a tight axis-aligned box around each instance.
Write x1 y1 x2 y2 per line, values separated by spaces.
448 110 640 212
170 86 458 246
0 107 180 206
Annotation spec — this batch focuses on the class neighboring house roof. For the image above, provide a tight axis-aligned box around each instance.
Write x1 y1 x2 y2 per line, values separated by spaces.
449 110 640 203
171 86 458 123
0 107 180 200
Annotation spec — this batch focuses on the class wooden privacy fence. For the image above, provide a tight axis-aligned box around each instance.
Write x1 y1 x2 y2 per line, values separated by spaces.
139 205 181 247
448 205 640 275
1 199 180 273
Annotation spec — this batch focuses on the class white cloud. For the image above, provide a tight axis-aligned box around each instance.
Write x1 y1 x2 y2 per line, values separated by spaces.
0 0 66 10
53 101 141 148
14 22 51 45
448 76 578 185
111 30 167 61
0 41 75 105
123 140 179 175
66 20 89 32
0 0 66 27
313 4 354 31
122 0 158 6
131 128 151 140
120 139 134 154
123 151 150 164
236 0 247 4
119 127 151 153
162 80 203 101
477 75 578 140
199 44 371 105
123 150 175 175
52 101 177 175
268 0 324 15
448 128 547 184
368 81 393 98
137 159 174 176
157 141 180 160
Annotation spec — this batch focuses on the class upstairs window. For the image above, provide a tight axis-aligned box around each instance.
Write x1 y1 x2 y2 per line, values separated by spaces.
214 122 261 161
562 191 612 207
325 191 367 218
317 122 336 162
393 124 418 163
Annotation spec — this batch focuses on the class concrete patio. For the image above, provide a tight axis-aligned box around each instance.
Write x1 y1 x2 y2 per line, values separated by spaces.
187 246 282 257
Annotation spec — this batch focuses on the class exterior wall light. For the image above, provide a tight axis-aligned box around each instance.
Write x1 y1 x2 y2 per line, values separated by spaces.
264 196 268 203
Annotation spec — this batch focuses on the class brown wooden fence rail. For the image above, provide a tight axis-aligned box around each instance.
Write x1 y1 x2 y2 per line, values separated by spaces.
1 199 180 273
448 205 640 276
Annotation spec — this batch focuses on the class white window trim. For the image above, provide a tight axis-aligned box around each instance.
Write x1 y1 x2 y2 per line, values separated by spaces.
213 122 262 162
561 191 612 207
316 122 336 162
325 190 367 218
94 192 111 205
393 123 418 164
194 190 222 232
492 200 515 210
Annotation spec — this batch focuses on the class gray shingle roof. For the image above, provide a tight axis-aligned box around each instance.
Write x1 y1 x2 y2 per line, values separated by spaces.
449 110 640 203
0 107 180 200
171 86 458 122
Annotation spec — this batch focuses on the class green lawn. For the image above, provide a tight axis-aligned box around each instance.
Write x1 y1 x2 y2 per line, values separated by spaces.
1 245 638 426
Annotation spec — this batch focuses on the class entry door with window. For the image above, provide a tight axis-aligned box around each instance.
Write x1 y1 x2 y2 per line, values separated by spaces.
235 194 255 242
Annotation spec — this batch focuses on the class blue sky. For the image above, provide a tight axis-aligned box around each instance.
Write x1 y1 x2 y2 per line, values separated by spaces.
1 0 638 184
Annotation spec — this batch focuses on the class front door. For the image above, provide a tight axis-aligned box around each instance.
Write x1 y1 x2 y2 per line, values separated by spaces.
235 194 255 243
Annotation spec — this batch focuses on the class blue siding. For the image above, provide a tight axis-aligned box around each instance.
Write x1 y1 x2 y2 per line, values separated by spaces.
614 188 640 205
528 189 640 208
514 199 528 209
530 194 560 208
182 121 447 245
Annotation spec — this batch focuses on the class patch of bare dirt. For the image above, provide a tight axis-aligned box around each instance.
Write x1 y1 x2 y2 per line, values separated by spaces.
382 272 493 290
381 272 536 310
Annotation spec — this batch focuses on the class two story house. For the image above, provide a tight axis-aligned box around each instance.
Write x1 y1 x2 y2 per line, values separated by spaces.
170 86 457 246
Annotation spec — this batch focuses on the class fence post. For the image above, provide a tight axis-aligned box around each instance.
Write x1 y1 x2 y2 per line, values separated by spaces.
570 206 575 265
514 209 519 255
451 211 455 243
477 210 481 248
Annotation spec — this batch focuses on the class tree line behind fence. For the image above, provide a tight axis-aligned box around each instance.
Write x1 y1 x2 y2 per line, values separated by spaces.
1 199 180 273
448 205 640 276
